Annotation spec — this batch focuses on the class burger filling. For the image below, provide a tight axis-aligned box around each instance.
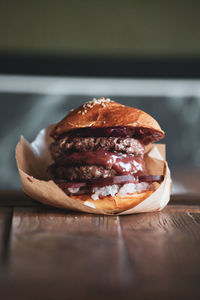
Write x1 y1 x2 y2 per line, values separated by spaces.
47 127 164 199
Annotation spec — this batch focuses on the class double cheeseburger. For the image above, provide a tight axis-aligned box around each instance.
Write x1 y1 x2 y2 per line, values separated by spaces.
47 98 165 212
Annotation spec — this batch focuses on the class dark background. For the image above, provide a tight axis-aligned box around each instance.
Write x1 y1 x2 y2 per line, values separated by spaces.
0 1 200 193
1 0 200 77
2 1 200 58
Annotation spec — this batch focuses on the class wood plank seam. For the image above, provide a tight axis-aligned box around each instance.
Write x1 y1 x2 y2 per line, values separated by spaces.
2 208 13 266
117 216 135 285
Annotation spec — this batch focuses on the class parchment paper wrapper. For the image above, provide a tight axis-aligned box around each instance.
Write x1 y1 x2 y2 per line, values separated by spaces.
16 124 171 215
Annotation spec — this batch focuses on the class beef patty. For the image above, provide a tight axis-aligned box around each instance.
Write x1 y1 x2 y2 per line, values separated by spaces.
47 164 117 181
48 136 144 181
50 136 144 161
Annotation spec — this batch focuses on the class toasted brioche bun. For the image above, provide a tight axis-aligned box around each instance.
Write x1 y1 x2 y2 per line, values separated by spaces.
70 190 154 214
52 99 164 139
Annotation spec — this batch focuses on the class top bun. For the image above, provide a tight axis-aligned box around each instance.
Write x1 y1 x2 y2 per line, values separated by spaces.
52 98 164 141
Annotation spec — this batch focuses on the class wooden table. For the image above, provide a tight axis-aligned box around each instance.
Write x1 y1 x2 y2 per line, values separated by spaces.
0 192 200 300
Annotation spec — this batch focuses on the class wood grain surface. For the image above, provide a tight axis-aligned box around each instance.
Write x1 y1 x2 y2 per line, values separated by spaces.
0 193 199 300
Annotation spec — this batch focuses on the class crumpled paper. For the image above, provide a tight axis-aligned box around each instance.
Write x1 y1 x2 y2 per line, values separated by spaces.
15 124 171 215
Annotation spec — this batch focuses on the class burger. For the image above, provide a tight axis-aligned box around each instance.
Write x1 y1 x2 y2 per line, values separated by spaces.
47 98 165 213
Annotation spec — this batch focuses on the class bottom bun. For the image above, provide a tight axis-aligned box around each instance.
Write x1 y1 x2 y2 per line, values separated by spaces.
70 190 154 213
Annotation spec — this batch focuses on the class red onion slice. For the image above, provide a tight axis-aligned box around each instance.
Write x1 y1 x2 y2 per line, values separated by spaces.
54 174 164 190
88 174 137 188
138 175 164 183
55 180 87 189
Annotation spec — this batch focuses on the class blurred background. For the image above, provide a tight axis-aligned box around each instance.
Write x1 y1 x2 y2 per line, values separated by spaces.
0 0 200 194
